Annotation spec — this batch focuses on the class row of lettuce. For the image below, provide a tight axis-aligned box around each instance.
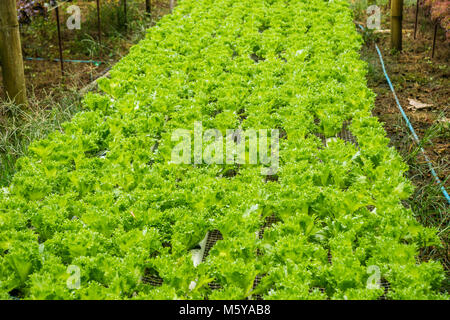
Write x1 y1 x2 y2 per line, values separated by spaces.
0 0 447 299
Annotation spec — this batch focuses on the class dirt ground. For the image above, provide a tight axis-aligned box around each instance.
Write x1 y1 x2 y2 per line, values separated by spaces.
363 8 449 187
360 7 449 277
0 1 173 101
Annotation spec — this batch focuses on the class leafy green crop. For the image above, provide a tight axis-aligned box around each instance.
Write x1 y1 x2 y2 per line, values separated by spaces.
0 0 447 300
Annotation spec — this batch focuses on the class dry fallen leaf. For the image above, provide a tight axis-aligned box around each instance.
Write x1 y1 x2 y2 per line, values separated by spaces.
438 117 449 125
408 98 433 110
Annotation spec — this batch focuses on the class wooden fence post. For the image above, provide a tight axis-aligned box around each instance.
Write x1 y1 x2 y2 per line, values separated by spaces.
124 0 127 30
414 0 419 39
146 0 151 15
96 0 102 46
0 0 27 105
432 23 438 58
55 6 64 76
391 0 404 51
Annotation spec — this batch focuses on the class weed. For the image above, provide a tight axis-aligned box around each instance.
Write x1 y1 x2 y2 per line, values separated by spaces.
0 88 82 186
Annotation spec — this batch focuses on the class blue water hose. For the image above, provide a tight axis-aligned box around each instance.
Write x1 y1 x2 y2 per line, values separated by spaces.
357 24 450 205
25 57 102 67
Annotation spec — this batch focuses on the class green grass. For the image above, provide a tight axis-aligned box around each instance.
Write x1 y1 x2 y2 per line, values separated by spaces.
0 88 82 186
358 24 449 291
402 118 449 270
378 95 450 292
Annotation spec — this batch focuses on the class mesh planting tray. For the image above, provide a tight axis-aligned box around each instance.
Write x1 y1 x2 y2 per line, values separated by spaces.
208 282 223 290
250 275 265 300
142 274 163 287
202 229 224 262
141 213 392 300
314 120 359 148
258 214 281 239
337 122 359 147
379 280 391 300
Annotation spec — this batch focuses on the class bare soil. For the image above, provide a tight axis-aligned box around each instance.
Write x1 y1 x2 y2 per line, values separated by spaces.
0 1 173 101
363 8 449 187
360 7 449 276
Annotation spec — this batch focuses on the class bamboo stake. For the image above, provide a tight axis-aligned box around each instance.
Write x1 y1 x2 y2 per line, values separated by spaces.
55 6 64 76
432 23 438 58
96 0 101 46
0 0 27 105
391 0 403 51
414 0 419 39
124 0 127 30
146 0 151 15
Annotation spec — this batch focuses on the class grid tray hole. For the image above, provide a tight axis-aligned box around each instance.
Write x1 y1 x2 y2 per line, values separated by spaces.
202 229 224 261
258 214 281 239
142 274 163 287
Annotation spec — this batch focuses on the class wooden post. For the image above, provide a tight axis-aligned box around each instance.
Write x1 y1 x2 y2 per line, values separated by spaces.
414 0 419 39
55 6 64 76
391 0 403 51
96 0 101 46
0 0 27 105
124 0 127 30
432 23 438 58
146 0 151 15
170 0 174 12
